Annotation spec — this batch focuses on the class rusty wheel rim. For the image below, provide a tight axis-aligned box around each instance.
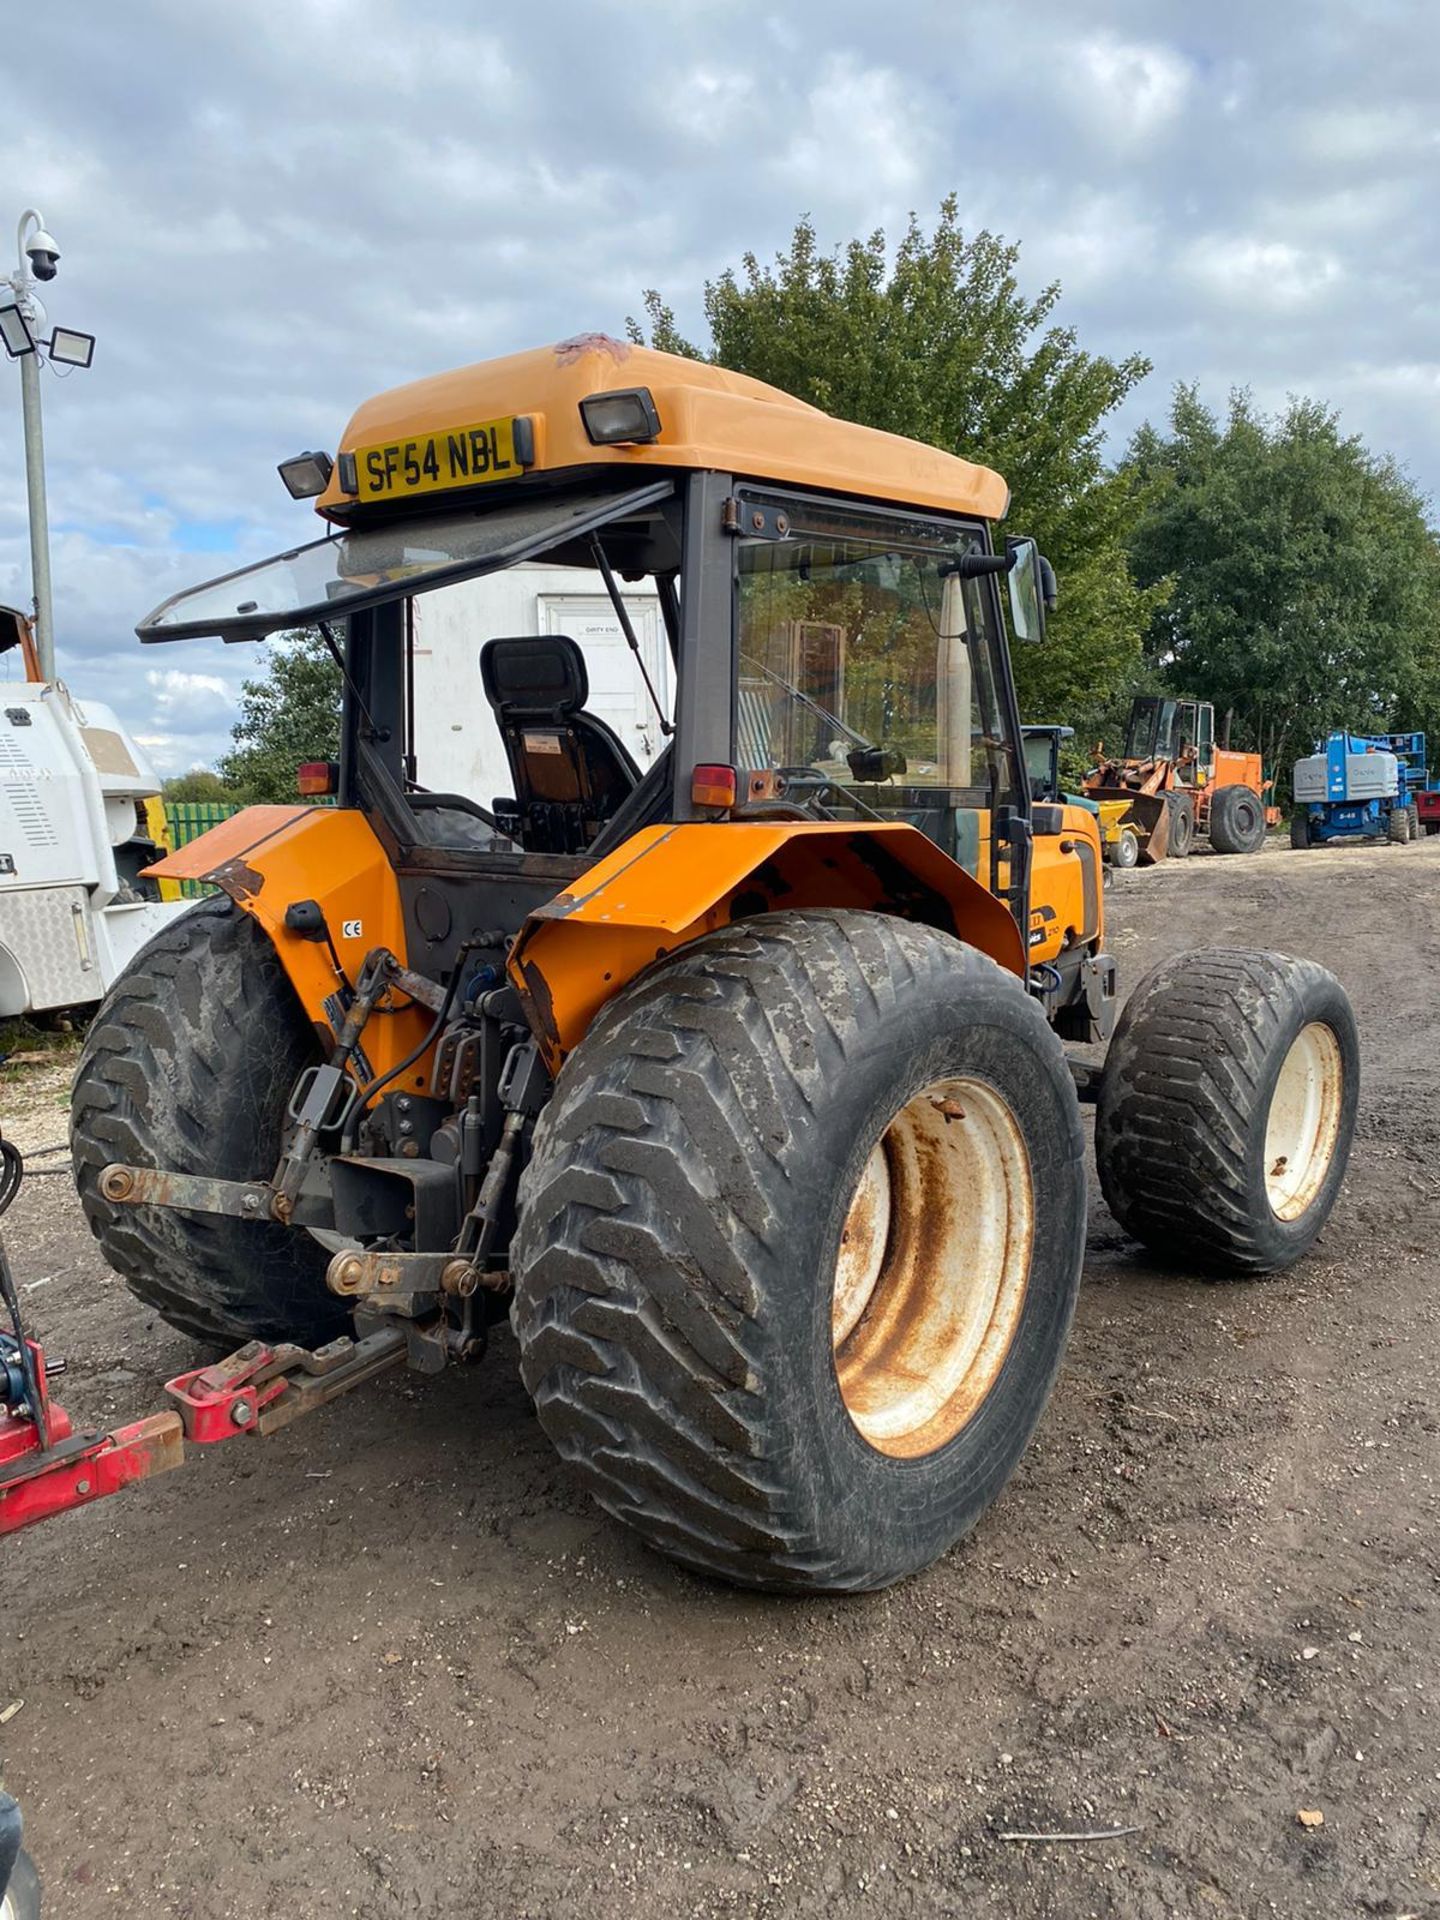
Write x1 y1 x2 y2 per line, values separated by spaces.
831 1076 1034 1459
1264 1022 1344 1221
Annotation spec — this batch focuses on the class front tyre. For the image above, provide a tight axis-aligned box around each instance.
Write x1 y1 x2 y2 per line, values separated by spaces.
512 911 1086 1594
1166 790 1195 857
1096 948 1357 1274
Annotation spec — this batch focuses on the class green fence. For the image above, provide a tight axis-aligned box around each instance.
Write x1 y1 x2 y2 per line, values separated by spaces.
162 800 241 899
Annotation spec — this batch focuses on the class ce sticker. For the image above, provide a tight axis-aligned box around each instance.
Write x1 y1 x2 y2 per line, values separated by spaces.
341 919 364 940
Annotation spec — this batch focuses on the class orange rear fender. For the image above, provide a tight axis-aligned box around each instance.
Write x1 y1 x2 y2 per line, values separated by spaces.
145 808 432 1086
508 821 1026 1070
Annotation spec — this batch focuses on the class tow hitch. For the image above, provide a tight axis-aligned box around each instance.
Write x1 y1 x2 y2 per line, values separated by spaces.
0 1130 416 1540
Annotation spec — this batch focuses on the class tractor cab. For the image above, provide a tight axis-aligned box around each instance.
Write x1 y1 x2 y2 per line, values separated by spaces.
1121 695 1215 783
139 338 1108 1058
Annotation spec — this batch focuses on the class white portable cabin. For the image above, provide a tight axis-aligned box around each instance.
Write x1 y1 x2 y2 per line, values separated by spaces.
409 563 670 805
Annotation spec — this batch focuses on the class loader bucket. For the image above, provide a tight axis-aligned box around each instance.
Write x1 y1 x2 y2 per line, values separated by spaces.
1086 787 1170 864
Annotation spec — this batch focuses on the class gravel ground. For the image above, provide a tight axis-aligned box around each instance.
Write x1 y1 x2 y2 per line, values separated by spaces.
1 834 1437 1919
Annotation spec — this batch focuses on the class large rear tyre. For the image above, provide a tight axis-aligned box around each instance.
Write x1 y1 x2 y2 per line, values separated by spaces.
1290 810 1311 850
1165 790 1195 857
1096 948 1357 1275
1209 784 1267 854
71 896 341 1344
1388 806 1410 845
512 910 1086 1594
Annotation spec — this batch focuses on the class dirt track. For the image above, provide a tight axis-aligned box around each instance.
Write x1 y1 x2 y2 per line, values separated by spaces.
2 835 1438 1919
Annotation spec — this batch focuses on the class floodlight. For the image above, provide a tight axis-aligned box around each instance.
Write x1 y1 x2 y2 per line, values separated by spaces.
47 327 95 369
0 303 36 359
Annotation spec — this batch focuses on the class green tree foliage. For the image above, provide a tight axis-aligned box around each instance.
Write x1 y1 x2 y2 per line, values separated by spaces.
161 767 234 804
629 199 1162 723
218 629 342 803
1127 389 1440 783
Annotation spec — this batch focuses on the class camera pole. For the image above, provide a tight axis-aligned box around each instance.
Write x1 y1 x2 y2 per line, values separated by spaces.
10 212 55 680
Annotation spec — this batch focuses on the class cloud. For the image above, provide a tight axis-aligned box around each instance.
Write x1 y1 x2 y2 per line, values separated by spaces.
1181 236 1344 313
1067 34 1194 147
0 0 1435 775
777 56 942 211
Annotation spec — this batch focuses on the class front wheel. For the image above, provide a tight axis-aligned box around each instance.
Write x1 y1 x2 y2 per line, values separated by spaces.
1096 948 1357 1274
1111 826 1140 870
1166 790 1195 857
512 911 1086 1594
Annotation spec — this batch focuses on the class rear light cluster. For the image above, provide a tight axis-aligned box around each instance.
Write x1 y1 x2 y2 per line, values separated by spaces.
296 761 339 797
691 763 737 810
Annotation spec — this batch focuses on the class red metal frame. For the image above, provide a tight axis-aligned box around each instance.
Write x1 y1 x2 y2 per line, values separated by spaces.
0 1335 398 1538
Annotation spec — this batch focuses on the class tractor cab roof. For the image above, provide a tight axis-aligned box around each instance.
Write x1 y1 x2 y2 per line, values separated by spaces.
316 335 1009 525
138 336 1011 646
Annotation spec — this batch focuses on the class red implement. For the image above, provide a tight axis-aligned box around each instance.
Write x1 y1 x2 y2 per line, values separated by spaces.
0 1331 406 1538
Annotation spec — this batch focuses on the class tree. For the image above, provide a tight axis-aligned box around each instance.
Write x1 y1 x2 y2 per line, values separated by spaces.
1127 389 1440 784
629 199 1163 723
218 629 342 803
162 768 234 804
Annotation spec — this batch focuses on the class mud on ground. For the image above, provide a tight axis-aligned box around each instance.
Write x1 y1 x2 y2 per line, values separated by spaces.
1 836 1437 1919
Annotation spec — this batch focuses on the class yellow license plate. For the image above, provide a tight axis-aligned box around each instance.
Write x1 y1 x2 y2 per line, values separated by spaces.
353 416 522 501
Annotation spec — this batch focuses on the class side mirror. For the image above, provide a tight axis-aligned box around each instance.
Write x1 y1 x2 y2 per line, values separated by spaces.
1003 536 1051 643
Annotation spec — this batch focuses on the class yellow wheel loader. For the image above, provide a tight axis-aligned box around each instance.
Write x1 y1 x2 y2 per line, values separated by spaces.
53 337 1357 1592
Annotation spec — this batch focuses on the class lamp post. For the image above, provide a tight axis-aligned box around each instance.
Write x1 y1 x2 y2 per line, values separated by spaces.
2 210 97 682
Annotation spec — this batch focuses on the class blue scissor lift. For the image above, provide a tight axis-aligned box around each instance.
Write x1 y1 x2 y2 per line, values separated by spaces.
1291 730 1430 847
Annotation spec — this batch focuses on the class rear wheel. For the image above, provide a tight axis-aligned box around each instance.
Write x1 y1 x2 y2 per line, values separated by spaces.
1388 806 1410 844
1209 784 1267 854
1166 790 1195 857
1096 948 1357 1274
1111 826 1140 870
1290 809 1311 850
71 896 341 1344
512 910 1086 1593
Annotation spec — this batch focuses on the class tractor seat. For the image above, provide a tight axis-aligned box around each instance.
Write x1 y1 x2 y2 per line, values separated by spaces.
479 634 640 855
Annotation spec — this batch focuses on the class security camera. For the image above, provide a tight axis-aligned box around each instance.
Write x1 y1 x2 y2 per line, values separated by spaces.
25 229 59 281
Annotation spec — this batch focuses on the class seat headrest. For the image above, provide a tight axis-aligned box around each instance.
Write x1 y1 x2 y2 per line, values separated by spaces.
480 634 589 717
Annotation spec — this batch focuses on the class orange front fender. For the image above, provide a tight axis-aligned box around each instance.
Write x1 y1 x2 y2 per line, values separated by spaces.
508 821 1026 1070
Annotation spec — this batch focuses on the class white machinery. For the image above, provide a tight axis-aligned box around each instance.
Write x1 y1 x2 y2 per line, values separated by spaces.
0 607 183 1018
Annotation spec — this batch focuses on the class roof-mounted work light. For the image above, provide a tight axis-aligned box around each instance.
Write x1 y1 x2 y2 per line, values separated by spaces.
0 302 37 359
278 450 335 499
579 387 662 445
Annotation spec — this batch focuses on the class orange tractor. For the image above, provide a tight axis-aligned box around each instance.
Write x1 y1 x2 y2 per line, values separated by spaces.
1085 694 1278 862
0 338 1359 1598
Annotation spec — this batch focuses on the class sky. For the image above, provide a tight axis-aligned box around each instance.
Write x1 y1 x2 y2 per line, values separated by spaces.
1 0 1437 774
